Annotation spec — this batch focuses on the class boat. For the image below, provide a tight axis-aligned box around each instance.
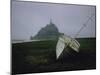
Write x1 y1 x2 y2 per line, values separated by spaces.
56 14 95 60
56 34 80 59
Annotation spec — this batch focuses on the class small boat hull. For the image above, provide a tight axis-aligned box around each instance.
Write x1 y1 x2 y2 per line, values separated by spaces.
56 35 80 60
57 46 79 61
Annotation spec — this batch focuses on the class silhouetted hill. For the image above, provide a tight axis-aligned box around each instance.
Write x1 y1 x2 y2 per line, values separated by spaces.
30 20 60 40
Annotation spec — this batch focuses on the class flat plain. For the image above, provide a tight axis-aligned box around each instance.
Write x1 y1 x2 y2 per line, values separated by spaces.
12 38 96 74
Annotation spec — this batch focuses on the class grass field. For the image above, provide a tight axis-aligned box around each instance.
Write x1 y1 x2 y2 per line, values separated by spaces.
12 38 96 74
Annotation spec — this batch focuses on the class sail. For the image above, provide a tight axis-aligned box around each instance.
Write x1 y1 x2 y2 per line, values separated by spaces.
56 37 65 59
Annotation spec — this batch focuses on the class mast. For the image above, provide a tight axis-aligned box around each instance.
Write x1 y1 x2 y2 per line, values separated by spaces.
74 14 95 38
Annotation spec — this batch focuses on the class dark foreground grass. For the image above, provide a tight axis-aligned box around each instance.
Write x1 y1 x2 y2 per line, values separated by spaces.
12 38 96 75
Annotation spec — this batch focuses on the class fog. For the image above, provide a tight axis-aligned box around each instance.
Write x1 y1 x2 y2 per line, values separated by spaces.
11 1 96 40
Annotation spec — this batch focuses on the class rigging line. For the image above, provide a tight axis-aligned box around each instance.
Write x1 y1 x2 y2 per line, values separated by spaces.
74 14 95 38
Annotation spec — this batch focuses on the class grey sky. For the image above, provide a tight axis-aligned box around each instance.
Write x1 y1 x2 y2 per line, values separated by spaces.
11 1 96 40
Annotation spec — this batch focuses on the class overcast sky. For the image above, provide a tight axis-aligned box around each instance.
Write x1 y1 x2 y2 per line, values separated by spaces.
11 1 96 40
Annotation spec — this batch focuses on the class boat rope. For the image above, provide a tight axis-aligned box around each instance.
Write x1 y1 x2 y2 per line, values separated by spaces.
74 14 95 38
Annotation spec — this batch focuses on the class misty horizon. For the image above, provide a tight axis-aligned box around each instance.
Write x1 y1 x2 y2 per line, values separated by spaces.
11 1 96 40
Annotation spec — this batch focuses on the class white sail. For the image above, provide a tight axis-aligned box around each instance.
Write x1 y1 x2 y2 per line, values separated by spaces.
56 37 65 59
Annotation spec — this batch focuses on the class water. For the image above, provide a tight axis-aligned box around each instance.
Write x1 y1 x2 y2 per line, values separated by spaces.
12 39 40 43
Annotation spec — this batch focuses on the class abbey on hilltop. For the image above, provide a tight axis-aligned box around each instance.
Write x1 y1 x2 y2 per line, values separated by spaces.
30 19 61 40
